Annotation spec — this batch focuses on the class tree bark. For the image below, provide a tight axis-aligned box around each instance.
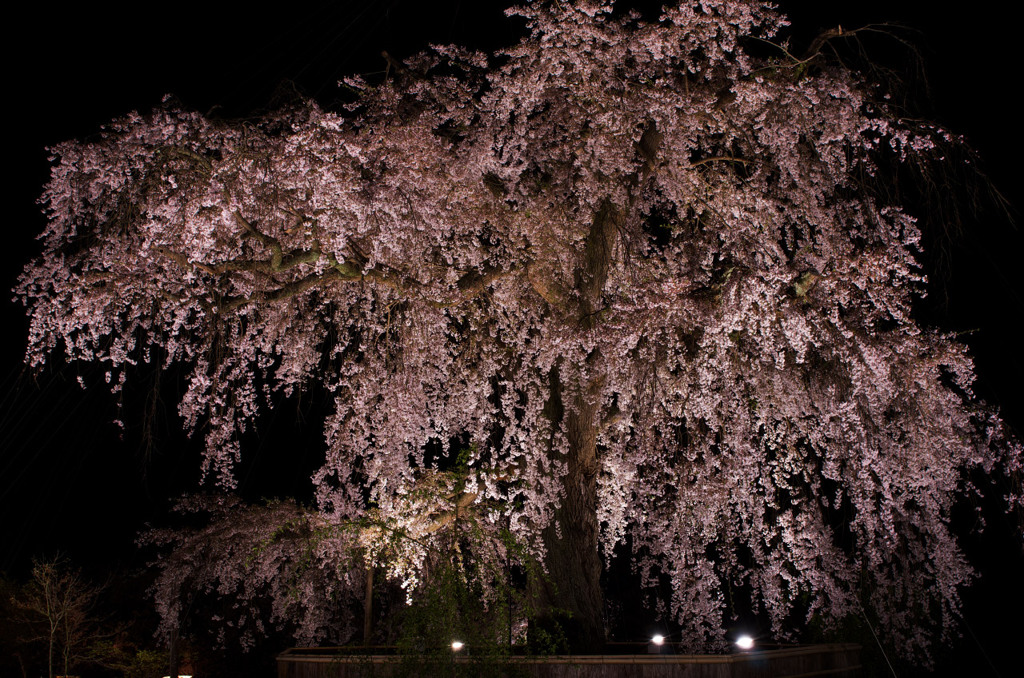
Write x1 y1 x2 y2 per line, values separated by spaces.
168 626 179 678
48 625 55 678
532 200 620 653
535 395 604 652
363 564 374 644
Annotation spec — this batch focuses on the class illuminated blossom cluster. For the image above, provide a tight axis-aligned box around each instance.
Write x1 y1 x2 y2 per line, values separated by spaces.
20 0 1020 659
143 496 363 648
146 477 519 647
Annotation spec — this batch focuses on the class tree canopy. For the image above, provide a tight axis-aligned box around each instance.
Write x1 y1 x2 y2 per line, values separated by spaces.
18 0 1020 659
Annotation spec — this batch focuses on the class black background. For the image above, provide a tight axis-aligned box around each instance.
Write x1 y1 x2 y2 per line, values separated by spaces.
2 1 1021 675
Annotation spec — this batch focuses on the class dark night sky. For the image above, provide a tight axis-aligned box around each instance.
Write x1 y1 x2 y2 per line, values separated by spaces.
2 1 1021 674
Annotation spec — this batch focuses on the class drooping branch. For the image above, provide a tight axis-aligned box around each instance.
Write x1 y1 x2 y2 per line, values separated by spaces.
219 267 349 312
157 242 516 313
150 207 518 312
234 213 286 270
19 1 1020 662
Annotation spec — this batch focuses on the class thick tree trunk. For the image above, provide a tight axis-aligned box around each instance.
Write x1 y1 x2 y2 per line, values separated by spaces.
535 397 604 652
168 626 179 678
363 563 374 643
531 200 620 653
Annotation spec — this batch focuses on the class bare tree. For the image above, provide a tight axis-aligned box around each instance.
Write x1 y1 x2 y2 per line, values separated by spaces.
12 556 103 678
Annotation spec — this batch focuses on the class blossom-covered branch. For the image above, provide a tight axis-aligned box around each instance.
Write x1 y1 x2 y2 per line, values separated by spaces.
19 0 1021 659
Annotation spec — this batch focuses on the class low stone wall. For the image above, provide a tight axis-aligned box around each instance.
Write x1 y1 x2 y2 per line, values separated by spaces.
277 644 862 678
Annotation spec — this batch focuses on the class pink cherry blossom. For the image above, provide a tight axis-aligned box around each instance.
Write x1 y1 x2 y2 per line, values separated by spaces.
19 0 1020 660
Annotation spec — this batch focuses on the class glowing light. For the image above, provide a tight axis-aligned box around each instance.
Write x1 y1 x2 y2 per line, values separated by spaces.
736 635 755 650
451 641 464 651
651 634 665 645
